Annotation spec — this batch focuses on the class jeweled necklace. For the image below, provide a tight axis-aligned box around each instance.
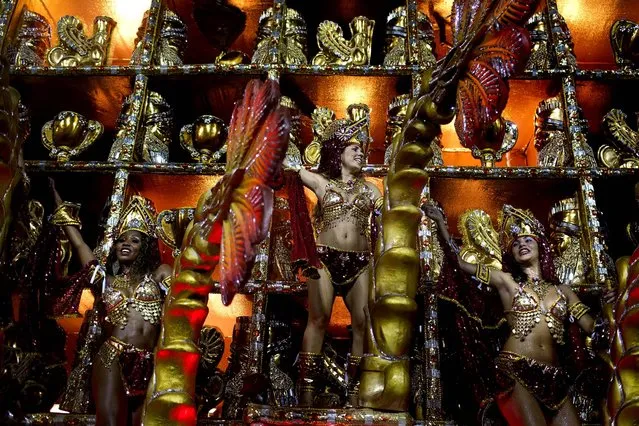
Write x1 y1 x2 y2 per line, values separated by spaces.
333 177 360 195
525 276 550 303
112 273 131 290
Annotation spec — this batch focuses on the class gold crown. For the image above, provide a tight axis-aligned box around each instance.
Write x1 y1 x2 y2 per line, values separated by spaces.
304 104 371 165
117 195 157 238
549 196 581 234
498 204 545 251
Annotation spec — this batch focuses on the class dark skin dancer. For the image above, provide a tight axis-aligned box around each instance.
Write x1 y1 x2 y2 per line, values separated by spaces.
52 179 171 426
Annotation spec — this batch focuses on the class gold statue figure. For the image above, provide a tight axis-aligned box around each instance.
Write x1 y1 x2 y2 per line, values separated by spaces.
138 91 174 163
548 196 590 287
253 7 307 65
525 13 550 71
311 17 375 66
41 111 103 161
131 10 187 66
179 115 228 164
47 15 116 67
383 7 435 68
534 96 571 167
611 20 639 69
384 94 442 166
600 108 639 168
9 8 51 66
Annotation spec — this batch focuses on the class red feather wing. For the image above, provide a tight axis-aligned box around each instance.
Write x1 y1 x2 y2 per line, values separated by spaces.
226 79 279 173
472 25 531 78
491 0 538 28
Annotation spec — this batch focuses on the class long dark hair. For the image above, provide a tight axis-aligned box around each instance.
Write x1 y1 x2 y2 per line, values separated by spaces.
501 235 559 284
105 232 161 278
318 136 357 180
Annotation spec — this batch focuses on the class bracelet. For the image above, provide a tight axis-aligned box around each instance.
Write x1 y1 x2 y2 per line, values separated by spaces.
568 301 590 322
159 275 172 293
475 263 491 286
448 238 460 255
50 202 82 228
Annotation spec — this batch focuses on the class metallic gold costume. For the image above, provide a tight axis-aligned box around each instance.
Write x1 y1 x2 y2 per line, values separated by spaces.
314 179 373 239
96 336 154 397
104 274 163 329
496 351 570 411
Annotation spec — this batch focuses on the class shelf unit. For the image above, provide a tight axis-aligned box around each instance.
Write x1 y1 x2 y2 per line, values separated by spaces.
2 0 639 424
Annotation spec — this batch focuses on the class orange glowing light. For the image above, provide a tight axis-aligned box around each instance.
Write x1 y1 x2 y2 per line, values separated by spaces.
111 0 151 53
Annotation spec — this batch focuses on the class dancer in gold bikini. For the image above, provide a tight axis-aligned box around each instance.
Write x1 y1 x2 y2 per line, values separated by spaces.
52 181 171 426
287 111 381 407
423 203 614 425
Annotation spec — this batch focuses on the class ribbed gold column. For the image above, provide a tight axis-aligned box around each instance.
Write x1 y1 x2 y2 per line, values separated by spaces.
359 71 453 411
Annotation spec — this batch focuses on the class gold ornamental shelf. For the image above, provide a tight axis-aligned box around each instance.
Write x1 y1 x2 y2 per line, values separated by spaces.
23 160 639 179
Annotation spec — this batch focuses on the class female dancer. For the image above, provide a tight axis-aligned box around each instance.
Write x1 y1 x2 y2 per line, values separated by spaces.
52 182 171 426
423 202 613 425
290 114 381 407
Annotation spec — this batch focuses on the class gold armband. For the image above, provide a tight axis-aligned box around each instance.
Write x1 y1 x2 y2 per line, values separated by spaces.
50 202 82 228
568 301 590 321
374 196 384 211
159 275 172 293
475 263 491 286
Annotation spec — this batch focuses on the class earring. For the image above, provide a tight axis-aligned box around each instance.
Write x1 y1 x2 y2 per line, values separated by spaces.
112 260 120 275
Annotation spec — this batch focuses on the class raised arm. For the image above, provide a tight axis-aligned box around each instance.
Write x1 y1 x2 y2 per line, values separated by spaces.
50 178 96 266
421 202 510 291
298 168 325 194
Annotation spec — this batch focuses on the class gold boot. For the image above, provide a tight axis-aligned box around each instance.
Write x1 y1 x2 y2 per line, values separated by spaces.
345 354 362 408
296 352 323 407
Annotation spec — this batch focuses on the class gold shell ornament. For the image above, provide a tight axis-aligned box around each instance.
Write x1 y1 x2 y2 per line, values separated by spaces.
459 209 502 270
41 111 103 161
179 115 228 164
47 15 116 67
156 208 195 257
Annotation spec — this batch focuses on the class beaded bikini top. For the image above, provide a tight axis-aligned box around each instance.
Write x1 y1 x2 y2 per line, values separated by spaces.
314 179 373 238
104 274 163 329
506 281 568 345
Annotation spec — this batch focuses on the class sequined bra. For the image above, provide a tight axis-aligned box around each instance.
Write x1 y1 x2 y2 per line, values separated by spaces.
314 179 373 238
104 275 163 329
506 282 568 345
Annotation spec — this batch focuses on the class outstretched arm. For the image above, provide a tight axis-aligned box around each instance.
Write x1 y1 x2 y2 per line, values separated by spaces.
561 285 616 334
50 178 96 266
422 202 509 291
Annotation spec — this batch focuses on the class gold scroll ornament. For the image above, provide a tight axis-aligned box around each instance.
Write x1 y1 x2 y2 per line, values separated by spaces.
599 108 639 168
312 17 375 66
47 15 116 66
41 111 103 161
179 115 228 164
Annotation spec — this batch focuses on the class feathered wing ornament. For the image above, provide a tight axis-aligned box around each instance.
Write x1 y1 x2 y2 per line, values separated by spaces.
143 79 290 426
316 21 351 61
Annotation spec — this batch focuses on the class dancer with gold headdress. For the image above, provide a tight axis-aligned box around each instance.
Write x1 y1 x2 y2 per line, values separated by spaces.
285 104 381 407
423 203 614 425
51 180 170 426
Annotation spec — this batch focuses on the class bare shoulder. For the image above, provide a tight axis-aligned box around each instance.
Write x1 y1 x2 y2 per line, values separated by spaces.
154 264 173 281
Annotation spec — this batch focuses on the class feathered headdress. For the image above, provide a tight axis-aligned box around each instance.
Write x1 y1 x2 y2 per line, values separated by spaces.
498 204 545 251
116 195 157 238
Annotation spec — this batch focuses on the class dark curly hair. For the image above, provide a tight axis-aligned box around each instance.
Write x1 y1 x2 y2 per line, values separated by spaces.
501 235 559 285
317 136 360 180
106 231 161 278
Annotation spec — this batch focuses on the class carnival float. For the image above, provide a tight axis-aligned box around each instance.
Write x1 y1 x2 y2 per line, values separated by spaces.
0 0 638 425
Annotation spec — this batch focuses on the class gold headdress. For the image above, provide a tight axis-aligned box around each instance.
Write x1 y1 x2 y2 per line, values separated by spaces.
116 195 157 238
498 204 545 251
303 103 371 165
549 196 581 235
